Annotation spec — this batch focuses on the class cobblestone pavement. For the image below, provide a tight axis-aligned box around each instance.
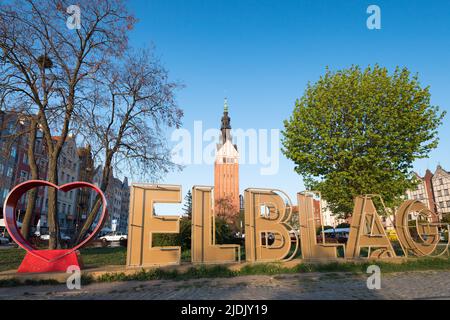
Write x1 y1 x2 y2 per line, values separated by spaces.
0 270 450 300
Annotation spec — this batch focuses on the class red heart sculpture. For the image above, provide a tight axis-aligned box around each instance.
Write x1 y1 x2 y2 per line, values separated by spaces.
3 180 108 271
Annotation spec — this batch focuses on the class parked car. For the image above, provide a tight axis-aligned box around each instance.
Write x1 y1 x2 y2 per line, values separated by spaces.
0 236 9 245
317 228 350 244
316 234 339 244
99 232 127 242
38 233 71 241
39 234 50 240
60 233 71 241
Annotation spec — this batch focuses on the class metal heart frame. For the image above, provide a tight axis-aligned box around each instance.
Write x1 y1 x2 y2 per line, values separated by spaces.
2 180 108 263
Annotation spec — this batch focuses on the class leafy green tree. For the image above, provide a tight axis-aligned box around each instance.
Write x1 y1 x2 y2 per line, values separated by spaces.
282 65 445 218
182 190 193 218
178 217 192 249
153 217 191 250
215 217 238 244
152 217 238 249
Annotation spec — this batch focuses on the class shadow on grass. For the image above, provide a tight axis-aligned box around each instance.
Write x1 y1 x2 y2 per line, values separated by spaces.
95 256 450 284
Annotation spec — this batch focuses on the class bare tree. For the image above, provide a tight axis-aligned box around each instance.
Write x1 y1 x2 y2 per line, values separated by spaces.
21 116 39 239
0 0 135 248
73 49 183 244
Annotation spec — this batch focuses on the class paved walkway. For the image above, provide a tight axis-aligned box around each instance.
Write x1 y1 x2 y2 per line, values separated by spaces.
0 270 449 300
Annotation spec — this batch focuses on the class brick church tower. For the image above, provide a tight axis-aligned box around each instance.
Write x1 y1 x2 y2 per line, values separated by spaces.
214 98 240 222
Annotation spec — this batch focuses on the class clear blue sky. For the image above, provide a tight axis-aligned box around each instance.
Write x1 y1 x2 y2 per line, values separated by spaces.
126 0 450 205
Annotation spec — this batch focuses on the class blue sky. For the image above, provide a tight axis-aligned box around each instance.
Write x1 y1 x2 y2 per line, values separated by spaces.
126 0 450 205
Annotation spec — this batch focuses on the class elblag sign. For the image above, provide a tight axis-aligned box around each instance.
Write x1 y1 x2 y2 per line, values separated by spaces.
126 184 449 267
3 181 449 273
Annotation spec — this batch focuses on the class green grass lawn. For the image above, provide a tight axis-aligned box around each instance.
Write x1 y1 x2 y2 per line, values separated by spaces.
0 247 127 272
79 247 127 268
0 248 26 272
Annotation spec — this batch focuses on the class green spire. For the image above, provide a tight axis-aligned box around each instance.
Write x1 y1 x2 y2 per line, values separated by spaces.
224 97 229 113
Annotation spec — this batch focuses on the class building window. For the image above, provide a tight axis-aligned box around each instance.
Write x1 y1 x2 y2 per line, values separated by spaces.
445 189 449 196
447 201 450 208
438 190 442 197
20 170 28 181
10 146 16 158
2 189 9 201
440 178 444 185
6 167 13 177
439 202 444 209
23 154 28 165
7 121 14 133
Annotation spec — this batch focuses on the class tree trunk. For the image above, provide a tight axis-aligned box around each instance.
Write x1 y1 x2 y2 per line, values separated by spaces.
20 118 39 240
47 159 60 249
74 163 111 245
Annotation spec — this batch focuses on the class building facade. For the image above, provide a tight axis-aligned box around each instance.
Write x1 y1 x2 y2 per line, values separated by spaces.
119 177 130 233
0 112 48 226
92 166 130 234
12 117 48 227
74 145 95 235
50 136 80 235
405 170 435 212
406 165 450 220
0 111 19 209
432 166 450 218
214 99 240 222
